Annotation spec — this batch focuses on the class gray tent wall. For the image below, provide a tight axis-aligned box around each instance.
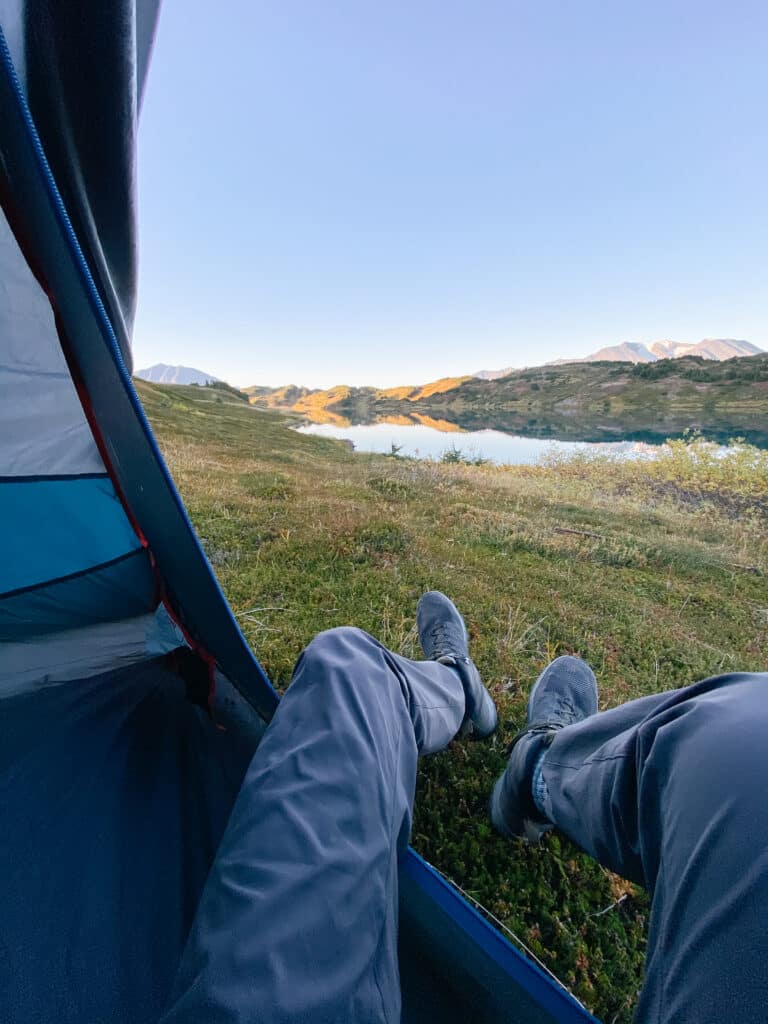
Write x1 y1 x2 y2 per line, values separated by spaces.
0 6 596 1023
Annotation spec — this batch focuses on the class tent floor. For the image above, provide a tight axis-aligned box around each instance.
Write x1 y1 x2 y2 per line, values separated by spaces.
1 657 555 1023
0 659 258 1023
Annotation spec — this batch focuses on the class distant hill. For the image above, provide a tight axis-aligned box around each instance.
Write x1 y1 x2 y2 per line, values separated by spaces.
476 339 762 378
136 363 219 386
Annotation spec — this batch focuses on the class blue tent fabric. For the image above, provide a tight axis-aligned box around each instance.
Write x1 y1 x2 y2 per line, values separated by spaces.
3 476 141 592
0 7 596 1024
0 547 153 640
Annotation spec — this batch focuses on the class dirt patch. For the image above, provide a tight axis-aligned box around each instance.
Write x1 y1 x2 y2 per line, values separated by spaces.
626 480 768 519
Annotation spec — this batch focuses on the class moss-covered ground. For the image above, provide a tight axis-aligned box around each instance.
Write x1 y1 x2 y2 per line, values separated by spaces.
137 379 767 1022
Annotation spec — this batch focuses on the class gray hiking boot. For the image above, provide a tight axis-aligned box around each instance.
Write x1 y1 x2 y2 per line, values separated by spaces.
416 591 498 740
489 656 597 842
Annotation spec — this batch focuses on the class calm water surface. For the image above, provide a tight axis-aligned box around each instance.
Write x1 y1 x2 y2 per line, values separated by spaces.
296 422 657 465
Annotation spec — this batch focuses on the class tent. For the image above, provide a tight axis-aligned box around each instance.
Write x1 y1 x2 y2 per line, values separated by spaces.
0 6 596 1022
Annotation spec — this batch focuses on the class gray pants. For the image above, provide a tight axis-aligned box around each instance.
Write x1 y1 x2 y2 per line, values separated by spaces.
541 668 768 1022
164 628 768 1023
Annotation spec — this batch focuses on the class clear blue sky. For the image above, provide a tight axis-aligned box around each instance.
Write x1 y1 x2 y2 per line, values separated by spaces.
134 1 768 388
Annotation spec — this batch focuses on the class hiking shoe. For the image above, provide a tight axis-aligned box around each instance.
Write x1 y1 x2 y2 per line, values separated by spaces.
489 656 597 841
416 591 498 739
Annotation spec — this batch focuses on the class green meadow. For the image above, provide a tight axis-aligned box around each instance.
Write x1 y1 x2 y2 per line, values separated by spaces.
137 378 767 1023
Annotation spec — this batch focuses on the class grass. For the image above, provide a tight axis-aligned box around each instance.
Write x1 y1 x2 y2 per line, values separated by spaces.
136 379 768 1023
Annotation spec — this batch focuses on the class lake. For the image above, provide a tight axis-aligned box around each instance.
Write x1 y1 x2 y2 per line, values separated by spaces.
296 421 658 465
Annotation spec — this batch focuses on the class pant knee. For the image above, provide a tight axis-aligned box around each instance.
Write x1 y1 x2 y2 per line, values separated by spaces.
296 627 381 683
303 626 375 659
290 627 403 727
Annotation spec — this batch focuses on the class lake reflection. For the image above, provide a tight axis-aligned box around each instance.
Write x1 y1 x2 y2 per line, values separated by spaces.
296 421 655 466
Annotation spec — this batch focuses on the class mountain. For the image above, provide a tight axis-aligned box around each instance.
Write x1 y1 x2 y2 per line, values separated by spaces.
572 341 657 363
478 339 763 376
688 338 761 360
135 363 219 386
648 340 698 359
556 339 764 365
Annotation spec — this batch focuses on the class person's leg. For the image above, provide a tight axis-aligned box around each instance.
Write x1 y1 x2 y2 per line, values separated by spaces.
162 625 468 1024
495 661 768 1022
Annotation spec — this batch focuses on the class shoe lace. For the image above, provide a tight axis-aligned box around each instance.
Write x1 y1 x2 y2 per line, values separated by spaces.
557 696 576 718
527 696 578 734
428 621 458 658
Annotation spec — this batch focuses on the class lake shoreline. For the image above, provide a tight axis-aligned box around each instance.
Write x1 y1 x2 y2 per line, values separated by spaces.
294 420 730 467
